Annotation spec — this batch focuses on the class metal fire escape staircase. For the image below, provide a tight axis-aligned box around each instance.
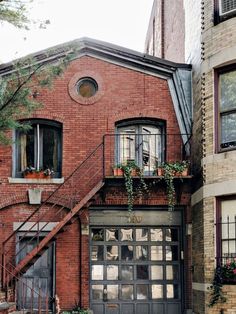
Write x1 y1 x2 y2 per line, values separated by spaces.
1 142 104 296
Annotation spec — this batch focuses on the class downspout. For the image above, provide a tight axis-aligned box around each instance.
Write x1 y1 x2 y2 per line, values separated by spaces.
78 217 82 308
161 0 165 59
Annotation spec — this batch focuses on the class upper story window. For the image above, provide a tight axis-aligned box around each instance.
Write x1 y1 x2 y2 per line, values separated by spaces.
14 120 62 178
214 0 236 24
116 120 165 174
216 67 236 151
77 77 98 98
216 199 236 265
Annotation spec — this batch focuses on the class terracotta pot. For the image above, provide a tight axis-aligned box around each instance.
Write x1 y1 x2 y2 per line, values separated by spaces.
175 169 188 177
157 168 164 176
131 169 139 176
113 168 124 176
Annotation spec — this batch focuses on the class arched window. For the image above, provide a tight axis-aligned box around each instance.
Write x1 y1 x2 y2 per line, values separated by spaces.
116 120 165 174
14 120 62 178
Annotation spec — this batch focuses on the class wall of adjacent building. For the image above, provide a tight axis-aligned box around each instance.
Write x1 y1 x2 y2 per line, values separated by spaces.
146 0 236 313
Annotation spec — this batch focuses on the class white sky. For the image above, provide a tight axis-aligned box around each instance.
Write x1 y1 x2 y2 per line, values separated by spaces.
0 0 154 63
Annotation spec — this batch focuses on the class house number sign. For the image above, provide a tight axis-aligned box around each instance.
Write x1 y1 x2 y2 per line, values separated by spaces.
127 214 143 224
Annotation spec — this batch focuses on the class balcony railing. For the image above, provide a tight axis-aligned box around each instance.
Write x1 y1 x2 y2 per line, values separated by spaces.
103 133 191 177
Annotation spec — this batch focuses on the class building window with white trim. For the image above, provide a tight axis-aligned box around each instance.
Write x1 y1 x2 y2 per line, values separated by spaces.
14 120 62 178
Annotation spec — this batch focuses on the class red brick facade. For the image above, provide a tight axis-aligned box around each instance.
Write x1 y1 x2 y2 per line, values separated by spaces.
0 41 192 312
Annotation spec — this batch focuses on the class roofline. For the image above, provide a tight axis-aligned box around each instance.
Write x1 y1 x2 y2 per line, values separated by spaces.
0 37 191 76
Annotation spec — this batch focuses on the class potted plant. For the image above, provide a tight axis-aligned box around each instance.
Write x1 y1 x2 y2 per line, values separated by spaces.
154 162 164 176
23 166 54 179
113 163 124 176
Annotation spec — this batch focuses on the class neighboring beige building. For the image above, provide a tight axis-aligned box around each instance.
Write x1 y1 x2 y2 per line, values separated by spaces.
146 0 236 313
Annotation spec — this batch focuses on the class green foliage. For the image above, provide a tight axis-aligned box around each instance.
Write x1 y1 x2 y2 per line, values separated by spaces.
221 259 236 281
160 161 189 211
0 0 50 30
0 0 29 29
208 266 226 307
121 160 148 212
0 47 76 145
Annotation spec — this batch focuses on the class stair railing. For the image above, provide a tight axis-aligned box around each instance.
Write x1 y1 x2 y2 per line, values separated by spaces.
2 141 104 288
0 262 53 313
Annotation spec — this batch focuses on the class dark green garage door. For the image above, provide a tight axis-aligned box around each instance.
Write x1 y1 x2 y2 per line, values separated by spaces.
90 226 182 314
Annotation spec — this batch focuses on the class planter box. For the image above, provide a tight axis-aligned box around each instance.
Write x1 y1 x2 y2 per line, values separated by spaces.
24 171 50 179
28 188 42 204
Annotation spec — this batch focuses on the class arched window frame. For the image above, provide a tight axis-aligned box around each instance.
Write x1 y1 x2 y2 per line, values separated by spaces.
115 119 166 174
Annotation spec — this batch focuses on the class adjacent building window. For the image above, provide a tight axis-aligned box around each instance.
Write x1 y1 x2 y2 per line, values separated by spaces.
14 120 62 178
214 0 236 24
216 199 236 265
116 120 165 174
217 67 236 151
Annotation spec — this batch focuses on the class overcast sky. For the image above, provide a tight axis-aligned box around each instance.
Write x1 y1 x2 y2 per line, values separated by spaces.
0 0 154 63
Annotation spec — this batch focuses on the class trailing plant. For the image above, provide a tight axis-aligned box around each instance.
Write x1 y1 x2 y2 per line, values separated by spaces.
208 266 226 307
161 161 189 211
121 160 148 212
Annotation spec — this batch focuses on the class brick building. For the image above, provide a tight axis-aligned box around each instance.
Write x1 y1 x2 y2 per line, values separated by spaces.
0 38 192 313
146 0 236 313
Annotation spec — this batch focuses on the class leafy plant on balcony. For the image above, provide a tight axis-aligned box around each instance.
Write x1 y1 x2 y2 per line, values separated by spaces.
121 160 148 212
159 161 189 211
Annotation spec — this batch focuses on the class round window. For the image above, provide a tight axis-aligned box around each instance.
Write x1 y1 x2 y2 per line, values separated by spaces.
76 77 98 98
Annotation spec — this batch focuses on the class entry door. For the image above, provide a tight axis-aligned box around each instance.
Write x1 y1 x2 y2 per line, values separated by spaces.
17 237 54 311
90 226 182 314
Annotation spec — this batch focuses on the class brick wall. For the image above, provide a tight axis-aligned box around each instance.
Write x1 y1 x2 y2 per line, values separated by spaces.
145 0 185 63
0 55 192 309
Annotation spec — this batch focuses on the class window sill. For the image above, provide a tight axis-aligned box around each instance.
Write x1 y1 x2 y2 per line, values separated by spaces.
8 177 64 184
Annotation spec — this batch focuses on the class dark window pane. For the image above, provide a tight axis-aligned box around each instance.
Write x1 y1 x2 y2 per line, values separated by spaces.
166 229 178 242
137 265 149 280
121 246 133 261
91 229 104 241
42 127 59 171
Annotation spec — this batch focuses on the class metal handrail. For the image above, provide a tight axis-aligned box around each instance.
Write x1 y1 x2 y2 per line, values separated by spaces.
2 141 104 286
0 261 53 313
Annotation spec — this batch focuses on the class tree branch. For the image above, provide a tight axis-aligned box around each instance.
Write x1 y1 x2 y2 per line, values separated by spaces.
0 62 44 112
